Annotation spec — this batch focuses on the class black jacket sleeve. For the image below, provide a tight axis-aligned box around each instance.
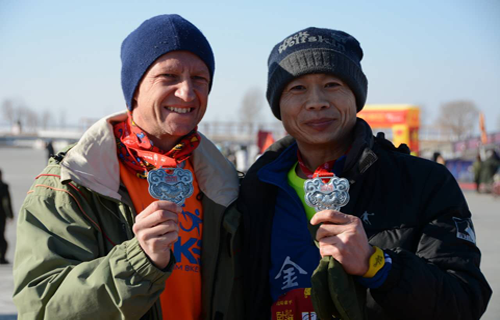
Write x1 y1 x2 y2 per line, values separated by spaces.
370 164 492 320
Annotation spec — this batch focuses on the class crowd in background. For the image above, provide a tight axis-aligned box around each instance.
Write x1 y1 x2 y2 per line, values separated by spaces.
220 139 500 198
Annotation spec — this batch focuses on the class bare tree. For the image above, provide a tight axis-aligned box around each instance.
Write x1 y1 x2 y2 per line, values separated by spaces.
14 105 29 131
417 104 428 126
41 110 53 130
239 87 263 125
2 100 14 125
437 100 479 140
1 99 44 132
13 105 40 132
59 109 67 129
26 109 39 130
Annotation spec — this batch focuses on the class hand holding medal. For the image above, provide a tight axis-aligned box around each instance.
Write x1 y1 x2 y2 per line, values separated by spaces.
114 117 199 269
133 201 181 269
142 151 196 268
135 160 195 270
300 151 375 276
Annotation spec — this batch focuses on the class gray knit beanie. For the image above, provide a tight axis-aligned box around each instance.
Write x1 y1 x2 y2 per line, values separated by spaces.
266 27 368 120
121 14 215 111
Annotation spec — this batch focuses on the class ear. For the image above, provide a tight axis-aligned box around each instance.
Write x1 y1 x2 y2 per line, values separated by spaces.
131 90 139 109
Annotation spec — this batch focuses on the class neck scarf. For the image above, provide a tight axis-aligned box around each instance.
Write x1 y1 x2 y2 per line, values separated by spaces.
114 112 201 178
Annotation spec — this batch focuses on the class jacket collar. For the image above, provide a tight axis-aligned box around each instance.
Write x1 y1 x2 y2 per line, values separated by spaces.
60 111 238 206
342 118 378 181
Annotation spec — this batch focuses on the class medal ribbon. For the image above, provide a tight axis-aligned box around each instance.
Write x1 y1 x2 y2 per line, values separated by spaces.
297 151 335 180
113 112 201 178
297 146 351 181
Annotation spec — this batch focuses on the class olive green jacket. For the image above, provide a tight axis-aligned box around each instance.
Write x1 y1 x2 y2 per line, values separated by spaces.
13 112 243 320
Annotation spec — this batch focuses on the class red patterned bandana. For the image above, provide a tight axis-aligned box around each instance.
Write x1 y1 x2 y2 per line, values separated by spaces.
113 113 201 178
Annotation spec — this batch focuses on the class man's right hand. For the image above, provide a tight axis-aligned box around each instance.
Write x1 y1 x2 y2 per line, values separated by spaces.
132 200 181 269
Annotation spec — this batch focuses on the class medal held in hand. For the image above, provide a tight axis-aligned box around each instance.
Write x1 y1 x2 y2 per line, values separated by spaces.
304 174 350 212
147 167 194 206
297 150 351 212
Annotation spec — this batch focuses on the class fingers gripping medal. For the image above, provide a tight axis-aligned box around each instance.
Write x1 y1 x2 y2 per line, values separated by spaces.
147 163 194 206
304 173 350 212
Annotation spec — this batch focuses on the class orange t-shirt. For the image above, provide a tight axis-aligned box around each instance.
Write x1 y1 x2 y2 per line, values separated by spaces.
119 160 203 320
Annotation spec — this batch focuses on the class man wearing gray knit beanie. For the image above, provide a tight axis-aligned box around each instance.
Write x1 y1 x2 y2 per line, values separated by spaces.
238 27 491 320
13 14 243 320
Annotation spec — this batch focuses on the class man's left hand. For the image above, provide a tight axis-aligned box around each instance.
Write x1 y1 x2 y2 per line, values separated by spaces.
310 210 374 276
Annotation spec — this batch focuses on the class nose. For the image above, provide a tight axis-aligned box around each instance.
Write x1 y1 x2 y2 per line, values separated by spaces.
304 85 329 111
175 78 196 102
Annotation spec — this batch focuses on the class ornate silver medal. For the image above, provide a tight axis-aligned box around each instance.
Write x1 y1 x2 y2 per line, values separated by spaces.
304 176 350 212
147 167 194 206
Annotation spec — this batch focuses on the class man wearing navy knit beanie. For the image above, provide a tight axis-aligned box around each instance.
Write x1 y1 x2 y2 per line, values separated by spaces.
14 14 243 320
239 27 491 319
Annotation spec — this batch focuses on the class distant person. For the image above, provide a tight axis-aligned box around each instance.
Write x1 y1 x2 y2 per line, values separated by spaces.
45 140 54 159
0 169 14 264
432 151 446 166
492 168 500 196
238 26 492 319
13 14 242 319
479 149 500 193
235 146 248 172
11 120 22 135
472 153 482 192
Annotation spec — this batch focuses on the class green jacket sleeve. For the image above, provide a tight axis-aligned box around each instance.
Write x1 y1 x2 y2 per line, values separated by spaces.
13 183 171 320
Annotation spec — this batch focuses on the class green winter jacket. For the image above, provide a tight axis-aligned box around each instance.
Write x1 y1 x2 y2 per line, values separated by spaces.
13 112 243 320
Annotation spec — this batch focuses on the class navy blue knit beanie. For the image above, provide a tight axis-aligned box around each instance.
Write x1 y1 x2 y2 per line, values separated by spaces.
266 27 368 120
121 14 215 110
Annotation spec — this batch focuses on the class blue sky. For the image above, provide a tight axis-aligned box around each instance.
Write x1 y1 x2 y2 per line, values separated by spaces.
1 0 499 131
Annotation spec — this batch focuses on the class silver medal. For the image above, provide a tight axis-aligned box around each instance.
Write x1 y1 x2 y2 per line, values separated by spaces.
304 176 350 212
147 167 194 206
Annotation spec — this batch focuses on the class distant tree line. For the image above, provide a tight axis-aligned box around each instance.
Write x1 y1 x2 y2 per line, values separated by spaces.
3 96 499 137
1 99 67 132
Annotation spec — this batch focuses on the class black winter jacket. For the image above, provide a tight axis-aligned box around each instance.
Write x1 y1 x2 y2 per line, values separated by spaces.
238 119 491 320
